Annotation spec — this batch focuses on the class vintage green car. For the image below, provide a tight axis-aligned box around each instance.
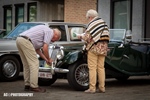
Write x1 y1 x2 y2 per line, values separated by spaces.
106 29 150 80
38 29 150 91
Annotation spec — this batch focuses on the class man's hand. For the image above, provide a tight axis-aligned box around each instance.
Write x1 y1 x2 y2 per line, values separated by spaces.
46 58 53 66
77 35 82 39
36 48 53 66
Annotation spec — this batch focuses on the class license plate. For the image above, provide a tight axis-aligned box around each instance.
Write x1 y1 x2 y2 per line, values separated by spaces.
38 72 52 79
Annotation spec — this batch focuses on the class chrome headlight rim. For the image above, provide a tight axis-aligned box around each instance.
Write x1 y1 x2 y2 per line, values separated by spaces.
56 46 64 60
57 49 64 60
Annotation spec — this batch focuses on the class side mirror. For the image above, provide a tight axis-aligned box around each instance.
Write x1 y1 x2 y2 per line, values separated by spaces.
125 30 132 39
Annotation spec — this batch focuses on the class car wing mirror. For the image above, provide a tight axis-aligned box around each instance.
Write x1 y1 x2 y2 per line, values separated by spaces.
125 30 132 39
118 43 124 48
126 34 132 39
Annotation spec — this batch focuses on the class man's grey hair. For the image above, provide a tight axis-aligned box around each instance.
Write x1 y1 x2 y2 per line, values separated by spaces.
53 28 61 41
86 9 98 19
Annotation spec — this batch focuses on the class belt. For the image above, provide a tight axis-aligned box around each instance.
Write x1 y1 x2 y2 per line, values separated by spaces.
19 36 32 42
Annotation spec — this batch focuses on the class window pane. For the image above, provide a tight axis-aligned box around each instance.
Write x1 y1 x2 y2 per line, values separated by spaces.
113 0 131 30
28 4 37 22
68 26 86 41
3 6 12 37
6 9 12 33
49 25 67 41
15 5 24 25
18 7 24 23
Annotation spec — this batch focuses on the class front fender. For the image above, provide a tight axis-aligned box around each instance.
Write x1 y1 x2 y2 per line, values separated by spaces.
0 51 19 57
63 50 83 64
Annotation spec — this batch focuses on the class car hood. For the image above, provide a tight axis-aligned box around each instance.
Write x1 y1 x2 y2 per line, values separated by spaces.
0 38 85 54
0 39 18 53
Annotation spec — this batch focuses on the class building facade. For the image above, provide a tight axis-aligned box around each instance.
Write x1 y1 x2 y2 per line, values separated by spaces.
98 0 149 42
0 0 149 42
0 0 96 34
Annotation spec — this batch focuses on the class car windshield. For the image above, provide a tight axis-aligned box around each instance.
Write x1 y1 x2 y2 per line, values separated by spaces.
109 29 126 42
4 23 44 39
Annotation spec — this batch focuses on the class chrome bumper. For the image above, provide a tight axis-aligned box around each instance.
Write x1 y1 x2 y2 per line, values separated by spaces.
39 67 69 74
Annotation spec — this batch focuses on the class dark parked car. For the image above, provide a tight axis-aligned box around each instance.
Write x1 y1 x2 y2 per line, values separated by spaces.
105 29 150 80
38 29 150 91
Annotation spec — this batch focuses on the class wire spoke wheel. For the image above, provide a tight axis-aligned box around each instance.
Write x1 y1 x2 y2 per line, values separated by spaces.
75 64 89 86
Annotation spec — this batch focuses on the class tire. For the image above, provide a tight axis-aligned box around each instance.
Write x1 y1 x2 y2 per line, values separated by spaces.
0 56 20 81
67 61 89 91
38 74 57 86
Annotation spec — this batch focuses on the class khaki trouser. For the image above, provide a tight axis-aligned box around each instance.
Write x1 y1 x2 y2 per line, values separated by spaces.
16 37 39 88
88 51 105 91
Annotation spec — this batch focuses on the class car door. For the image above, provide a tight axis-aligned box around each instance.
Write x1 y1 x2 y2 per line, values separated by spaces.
119 43 149 74
106 29 149 75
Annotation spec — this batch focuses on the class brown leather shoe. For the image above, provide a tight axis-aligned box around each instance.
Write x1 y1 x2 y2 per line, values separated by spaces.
24 85 30 91
30 87 46 93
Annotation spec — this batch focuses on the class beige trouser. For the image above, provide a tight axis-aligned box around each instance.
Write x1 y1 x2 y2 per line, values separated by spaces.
16 37 39 88
88 51 105 92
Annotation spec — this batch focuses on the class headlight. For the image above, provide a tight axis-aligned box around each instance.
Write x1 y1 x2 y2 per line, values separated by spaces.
57 46 64 60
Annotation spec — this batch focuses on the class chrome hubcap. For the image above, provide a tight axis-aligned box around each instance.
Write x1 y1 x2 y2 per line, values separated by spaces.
2 60 17 78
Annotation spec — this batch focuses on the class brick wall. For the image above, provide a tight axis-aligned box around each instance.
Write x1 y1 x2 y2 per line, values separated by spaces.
64 0 97 24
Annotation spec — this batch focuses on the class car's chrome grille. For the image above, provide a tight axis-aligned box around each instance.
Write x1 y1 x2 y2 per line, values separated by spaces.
50 49 58 61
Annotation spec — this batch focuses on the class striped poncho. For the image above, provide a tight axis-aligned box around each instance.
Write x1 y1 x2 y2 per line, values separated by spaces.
86 17 109 43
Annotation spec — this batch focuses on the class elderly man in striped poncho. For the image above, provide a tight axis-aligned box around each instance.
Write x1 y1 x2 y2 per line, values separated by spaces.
78 9 109 93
